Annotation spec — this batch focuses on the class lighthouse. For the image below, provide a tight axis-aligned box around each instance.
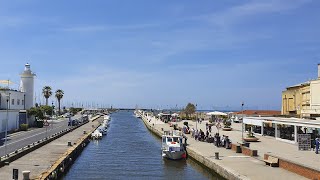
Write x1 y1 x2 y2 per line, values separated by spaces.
20 63 36 109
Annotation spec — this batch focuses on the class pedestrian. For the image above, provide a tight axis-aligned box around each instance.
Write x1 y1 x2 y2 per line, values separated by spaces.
206 122 208 131
195 129 198 141
209 125 212 133
316 138 319 154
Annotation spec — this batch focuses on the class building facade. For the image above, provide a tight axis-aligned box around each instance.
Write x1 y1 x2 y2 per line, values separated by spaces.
282 64 320 118
0 90 25 110
0 63 36 137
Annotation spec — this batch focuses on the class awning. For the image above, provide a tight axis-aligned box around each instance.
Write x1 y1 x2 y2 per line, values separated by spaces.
243 118 263 126
206 111 227 116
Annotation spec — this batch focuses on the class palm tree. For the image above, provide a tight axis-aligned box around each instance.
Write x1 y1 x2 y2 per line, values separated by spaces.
42 86 52 106
55 89 64 115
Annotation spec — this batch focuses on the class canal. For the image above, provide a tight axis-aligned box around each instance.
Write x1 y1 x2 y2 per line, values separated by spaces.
63 111 223 180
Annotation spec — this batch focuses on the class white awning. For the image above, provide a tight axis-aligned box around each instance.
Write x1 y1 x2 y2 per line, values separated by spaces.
243 118 263 126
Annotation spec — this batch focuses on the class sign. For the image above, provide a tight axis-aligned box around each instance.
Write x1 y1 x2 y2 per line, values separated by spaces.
298 134 311 151
13 168 18 180
44 120 49 126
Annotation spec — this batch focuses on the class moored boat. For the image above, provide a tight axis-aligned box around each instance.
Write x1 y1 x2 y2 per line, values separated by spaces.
91 130 102 139
161 131 186 160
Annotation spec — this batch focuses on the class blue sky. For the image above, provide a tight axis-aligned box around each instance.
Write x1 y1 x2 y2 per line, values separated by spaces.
0 0 319 110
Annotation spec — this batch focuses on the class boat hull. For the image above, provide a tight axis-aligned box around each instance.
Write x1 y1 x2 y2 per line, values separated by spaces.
162 150 186 160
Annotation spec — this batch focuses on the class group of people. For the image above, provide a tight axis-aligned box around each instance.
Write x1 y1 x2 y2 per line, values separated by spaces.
191 128 232 149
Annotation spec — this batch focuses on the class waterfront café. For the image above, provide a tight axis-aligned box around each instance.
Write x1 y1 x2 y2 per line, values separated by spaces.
243 117 320 144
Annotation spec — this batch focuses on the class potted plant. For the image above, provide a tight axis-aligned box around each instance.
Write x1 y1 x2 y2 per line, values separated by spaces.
243 127 259 142
222 119 232 131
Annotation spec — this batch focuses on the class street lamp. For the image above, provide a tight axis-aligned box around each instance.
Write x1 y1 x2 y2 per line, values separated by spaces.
5 94 9 156
196 104 198 130
51 101 54 115
241 102 244 142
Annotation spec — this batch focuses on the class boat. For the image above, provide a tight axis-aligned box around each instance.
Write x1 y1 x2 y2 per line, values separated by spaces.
161 131 186 160
134 110 141 118
98 126 108 135
91 130 102 139
104 115 110 121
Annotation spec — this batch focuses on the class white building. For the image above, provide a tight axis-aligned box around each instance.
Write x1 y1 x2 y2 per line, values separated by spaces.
0 63 36 137
0 90 25 110
243 116 320 145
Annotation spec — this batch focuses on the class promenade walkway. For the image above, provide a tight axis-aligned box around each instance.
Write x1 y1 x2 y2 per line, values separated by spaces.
143 115 307 180
177 121 320 171
0 116 101 180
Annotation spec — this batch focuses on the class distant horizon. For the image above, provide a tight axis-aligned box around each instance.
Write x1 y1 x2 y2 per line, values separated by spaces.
0 0 319 110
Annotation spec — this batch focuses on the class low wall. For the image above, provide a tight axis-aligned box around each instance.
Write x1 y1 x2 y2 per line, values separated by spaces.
264 154 320 180
230 144 258 157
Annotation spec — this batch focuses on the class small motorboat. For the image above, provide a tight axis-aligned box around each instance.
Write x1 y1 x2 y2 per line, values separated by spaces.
91 130 102 139
161 131 186 160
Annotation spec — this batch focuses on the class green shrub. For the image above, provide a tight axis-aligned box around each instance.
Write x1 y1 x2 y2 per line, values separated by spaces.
20 124 29 131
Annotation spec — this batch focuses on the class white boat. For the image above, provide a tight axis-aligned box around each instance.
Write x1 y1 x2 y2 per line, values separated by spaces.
99 126 108 135
134 110 141 118
104 115 110 121
161 131 186 160
91 130 102 139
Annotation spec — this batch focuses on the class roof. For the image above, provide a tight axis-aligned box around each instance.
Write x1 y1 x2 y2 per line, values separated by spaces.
286 81 311 89
234 110 281 116
244 116 320 128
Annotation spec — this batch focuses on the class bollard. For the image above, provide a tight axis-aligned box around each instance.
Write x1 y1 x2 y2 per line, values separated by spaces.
68 141 72 146
215 152 219 160
22 170 30 180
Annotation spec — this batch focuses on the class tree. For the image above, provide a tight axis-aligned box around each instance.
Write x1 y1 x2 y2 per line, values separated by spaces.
69 107 83 115
40 105 53 116
184 103 196 119
55 89 64 115
42 86 52 106
28 107 45 120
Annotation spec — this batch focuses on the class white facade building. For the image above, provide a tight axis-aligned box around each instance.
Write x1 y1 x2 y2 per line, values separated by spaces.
0 90 25 110
0 63 36 136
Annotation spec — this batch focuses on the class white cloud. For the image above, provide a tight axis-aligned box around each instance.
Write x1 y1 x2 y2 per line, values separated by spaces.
197 0 311 27
60 23 160 33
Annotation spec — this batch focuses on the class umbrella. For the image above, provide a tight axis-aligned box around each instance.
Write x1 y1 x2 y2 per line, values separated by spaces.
0 80 15 86
171 113 179 117
206 111 228 116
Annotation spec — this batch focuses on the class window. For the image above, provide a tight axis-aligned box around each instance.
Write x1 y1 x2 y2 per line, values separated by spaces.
17 99 20 105
12 99 14 105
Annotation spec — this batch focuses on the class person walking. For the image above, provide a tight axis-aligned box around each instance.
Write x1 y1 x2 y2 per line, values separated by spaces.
316 138 319 154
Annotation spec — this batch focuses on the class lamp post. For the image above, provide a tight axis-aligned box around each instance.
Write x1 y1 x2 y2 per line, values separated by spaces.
51 101 54 116
52 101 54 129
23 94 26 110
241 102 244 142
5 94 9 156
196 104 198 130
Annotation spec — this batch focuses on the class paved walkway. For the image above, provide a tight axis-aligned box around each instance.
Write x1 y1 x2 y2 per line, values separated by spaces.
0 116 101 180
177 120 320 171
143 114 307 180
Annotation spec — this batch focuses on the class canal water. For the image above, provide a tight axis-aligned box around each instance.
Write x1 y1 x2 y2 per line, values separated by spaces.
64 111 223 180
